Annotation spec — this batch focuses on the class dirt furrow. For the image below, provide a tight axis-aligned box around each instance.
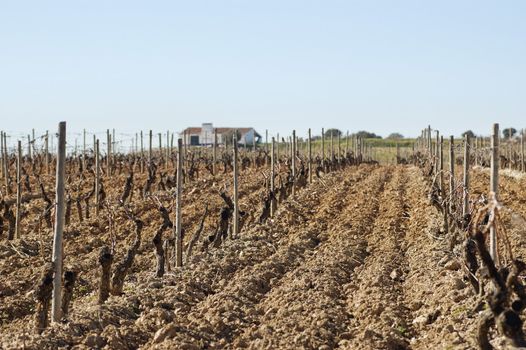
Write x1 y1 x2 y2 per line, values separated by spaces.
340 166 414 349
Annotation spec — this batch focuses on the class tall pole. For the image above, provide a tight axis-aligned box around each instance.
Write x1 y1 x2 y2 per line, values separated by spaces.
521 129 525 172
321 128 325 167
106 130 111 174
490 123 500 263
308 128 312 184
15 140 22 239
140 131 144 173
213 129 217 175
462 134 470 218
0 131 4 180
233 133 239 238
95 139 100 215
51 121 66 322
175 138 183 267
270 137 275 217
292 130 296 195
449 136 455 213
148 130 153 164
3 132 9 194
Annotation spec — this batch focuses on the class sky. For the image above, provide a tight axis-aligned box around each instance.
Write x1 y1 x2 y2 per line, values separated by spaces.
1 0 525 147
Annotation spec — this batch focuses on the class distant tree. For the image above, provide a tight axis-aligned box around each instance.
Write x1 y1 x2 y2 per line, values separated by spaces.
354 131 382 139
223 129 242 146
502 128 517 139
387 133 404 140
324 129 342 138
461 130 476 139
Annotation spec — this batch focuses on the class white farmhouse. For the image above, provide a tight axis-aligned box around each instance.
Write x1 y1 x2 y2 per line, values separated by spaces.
180 123 262 146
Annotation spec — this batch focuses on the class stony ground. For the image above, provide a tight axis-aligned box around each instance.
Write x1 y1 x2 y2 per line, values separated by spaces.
1 163 526 349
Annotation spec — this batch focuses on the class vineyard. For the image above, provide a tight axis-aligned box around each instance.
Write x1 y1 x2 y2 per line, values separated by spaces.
0 123 526 349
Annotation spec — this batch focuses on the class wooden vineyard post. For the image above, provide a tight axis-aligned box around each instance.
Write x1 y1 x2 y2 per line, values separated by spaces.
276 133 280 161
330 130 334 164
51 121 66 323
337 131 341 166
15 141 22 239
440 135 448 233
112 128 116 158
166 130 170 166
233 133 239 238
213 128 217 175
252 131 256 168
292 130 296 195
521 129 525 172
270 137 275 217
321 128 325 168
106 129 111 175
158 133 162 163
462 133 470 219
95 139 100 215
308 128 312 184
438 134 443 192
427 125 432 156
490 123 499 263
0 131 3 180
449 136 455 213
345 131 349 160
175 138 183 268
148 130 153 164
140 131 144 173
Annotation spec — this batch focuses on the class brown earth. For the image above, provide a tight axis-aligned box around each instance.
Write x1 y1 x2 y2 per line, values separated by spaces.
1 163 526 349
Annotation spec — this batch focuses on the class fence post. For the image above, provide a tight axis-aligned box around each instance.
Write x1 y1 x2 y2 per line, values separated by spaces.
345 131 349 160
449 136 455 213
15 141 22 239
232 133 239 238
140 131 144 173
213 128 217 175
106 129 111 174
51 121 66 322
95 139 100 215
330 130 334 164
308 128 312 184
148 130 153 164
166 130 170 165
521 128 525 172
3 132 9 195
271 137 275 217
337 131 341 166
490 123 499 263
321 128 325 167
462 134 470 218
292 130 296 195
0 131 3 180
175 138 183 267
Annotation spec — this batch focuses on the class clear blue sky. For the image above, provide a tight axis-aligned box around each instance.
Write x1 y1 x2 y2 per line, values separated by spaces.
1 0 525 144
